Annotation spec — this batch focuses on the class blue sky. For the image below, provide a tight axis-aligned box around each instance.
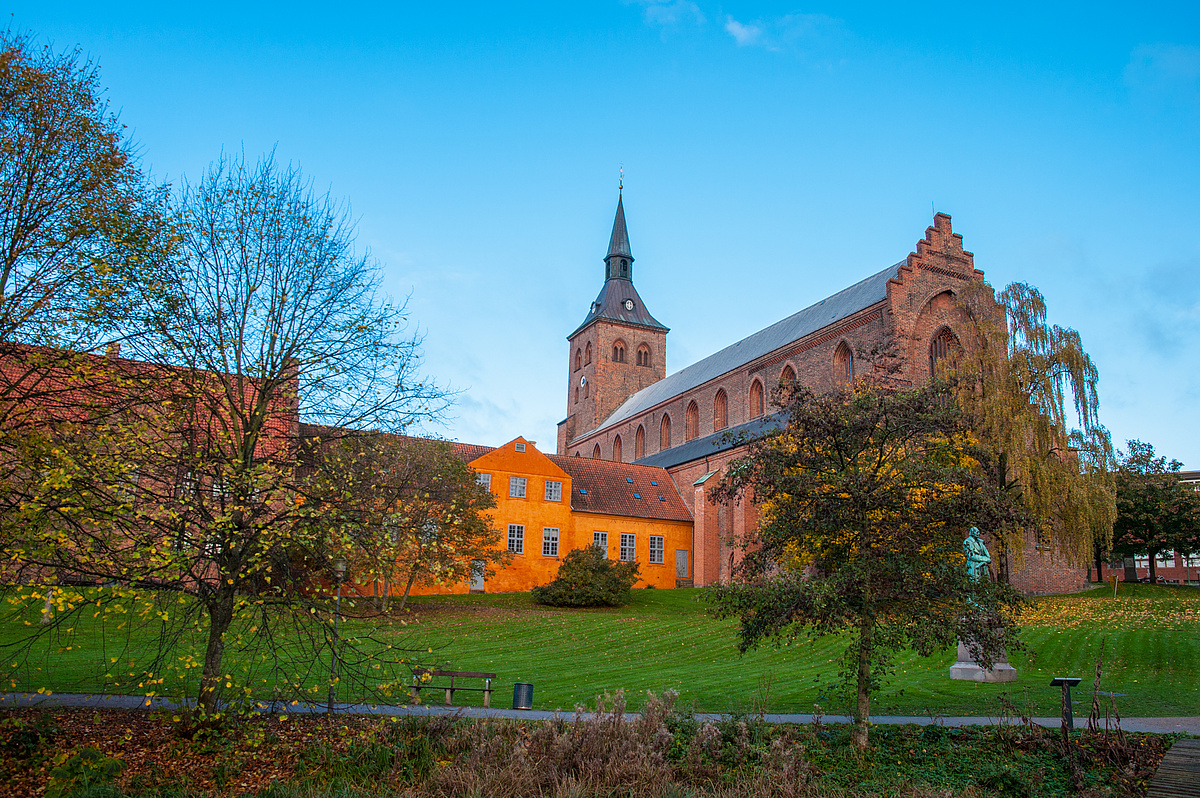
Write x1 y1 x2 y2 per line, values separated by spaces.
15 2 1200 466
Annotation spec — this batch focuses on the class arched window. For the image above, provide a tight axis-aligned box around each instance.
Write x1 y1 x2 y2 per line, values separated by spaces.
713 389 728 431
620 259 629 277
834 342 853 385
749 380 764 419
685 401 699 441
660 414 672 449
612 435 623 463
612 339 626 363
929 327 961 378
574 451 581 457
635 425 645 459
574 348 582 371
574 386 579 404
592 443 602 459
584 379 589 398
584 342 592 365
636 344 651 367
779 364 797 402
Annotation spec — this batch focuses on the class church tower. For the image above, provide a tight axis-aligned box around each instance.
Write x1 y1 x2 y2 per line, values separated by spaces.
557 194 668 456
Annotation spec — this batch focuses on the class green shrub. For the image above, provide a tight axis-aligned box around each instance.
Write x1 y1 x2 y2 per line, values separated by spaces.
530 546 640 607
46 747 125 798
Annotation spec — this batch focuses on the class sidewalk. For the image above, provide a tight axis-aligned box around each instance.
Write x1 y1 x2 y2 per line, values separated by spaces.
3 692 1196 735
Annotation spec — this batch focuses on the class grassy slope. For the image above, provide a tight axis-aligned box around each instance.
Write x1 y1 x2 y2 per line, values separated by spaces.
2 583 1197 717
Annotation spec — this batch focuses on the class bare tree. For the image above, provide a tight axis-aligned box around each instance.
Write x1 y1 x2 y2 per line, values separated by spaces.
7 152 447 714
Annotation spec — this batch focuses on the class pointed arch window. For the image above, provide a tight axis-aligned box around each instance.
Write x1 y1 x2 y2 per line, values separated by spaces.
584 342 592 366
612 435 623 463
635 425 645 460
685 401 699 441
636 344 651 367
592 443 602 459
584 379 589 398
612 339 626 363
574 386 579 404
713 389 728 431
574 348 582 371
749 380 764 419
929 327 961 378
660 414 672 450
834 342 853 385
779 364 797 402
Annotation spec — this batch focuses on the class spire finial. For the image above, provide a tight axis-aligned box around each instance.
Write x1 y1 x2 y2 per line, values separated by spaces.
618 163 623 192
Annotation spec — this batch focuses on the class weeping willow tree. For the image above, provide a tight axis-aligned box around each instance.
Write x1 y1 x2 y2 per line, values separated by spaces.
950 281 1116 579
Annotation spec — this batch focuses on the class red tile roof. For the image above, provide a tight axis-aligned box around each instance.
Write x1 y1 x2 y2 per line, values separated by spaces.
547 455 692 522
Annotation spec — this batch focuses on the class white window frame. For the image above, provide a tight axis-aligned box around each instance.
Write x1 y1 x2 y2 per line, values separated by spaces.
1156 550 1176 568
509 476 527 498
593 531 608 556
649 535 664 565
508 524 524 554
1134 555 1150 568
544 480 562 502
515 442 526 452
1183 553 1200 568
543 527 559 557
477 473 492 492
620 533 636 562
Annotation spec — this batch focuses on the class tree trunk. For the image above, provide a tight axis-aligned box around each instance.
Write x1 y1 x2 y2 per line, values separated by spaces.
851 615 873 751
396 568 418 613
381 575 390 614
198 588 236 714
1148 552 1158 584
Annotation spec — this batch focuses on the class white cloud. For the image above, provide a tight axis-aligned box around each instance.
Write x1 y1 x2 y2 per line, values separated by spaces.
631 0 705 27
724 16 763 47
723 12 845 56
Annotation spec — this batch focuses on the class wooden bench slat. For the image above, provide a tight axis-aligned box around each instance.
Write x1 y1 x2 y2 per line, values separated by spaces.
420 669 496 679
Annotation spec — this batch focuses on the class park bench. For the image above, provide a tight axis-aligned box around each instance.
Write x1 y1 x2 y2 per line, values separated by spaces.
1147 738 1200 798
410 669 496 708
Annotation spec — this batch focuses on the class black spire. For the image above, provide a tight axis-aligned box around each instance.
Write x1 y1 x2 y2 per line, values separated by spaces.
604 195 633 281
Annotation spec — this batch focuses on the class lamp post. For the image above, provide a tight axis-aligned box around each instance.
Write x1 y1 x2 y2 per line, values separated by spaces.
328 557 348 714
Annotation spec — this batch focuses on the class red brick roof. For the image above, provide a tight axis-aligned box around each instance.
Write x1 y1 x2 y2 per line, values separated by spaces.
449 441 495 462
547 455 692 522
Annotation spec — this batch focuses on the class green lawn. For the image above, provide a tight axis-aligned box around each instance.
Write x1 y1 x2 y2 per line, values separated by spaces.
3 583 1197 718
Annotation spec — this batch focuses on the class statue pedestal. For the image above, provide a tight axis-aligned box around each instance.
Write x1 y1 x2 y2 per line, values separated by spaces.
949 639 1018 682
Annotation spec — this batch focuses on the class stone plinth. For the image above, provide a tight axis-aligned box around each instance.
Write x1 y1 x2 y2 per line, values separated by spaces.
949 639 1018 682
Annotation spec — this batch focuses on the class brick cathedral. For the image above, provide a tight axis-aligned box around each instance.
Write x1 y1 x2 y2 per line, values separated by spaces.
556 194 1087 595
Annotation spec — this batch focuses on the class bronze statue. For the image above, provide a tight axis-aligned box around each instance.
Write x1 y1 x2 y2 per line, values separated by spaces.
964 526 991 582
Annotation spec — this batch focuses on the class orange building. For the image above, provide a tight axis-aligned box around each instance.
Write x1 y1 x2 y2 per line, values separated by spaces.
406 437 693 595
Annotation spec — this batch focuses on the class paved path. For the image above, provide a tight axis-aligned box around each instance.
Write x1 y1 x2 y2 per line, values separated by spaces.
3 692 1196 735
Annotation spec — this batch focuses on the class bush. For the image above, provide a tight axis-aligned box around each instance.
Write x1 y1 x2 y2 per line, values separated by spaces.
531 546 640 607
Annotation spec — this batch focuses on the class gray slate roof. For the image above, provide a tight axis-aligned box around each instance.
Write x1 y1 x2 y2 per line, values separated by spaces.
569 278 669 338
606 195 632 259
593 261 903 434
634 413 786 470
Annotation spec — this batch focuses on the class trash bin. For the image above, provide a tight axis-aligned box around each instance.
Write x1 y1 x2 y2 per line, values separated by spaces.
512 682 533 710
